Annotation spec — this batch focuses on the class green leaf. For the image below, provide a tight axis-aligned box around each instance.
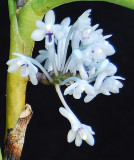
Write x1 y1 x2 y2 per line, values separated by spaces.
31 0 134 15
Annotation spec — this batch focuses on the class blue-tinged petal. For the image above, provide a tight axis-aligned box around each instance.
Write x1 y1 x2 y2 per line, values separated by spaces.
112 76 125 80
21 65 29 77
89 66 96 76
83 124 95 135
64 82 78 95
79 129 87 140
78 9 91 25
67 129 76 143
12 52 27 60
36 20 46 29
7 64 20 73
85 132 95 146
103 77 124 94
93 48 106 63
85 83 95 96
75 134 82 147
78 64 88 80
100 88 111 95
67 59 76 72
94 63 117 89
59 107 70 119
30 64 38 73
6 58 20 65
35 53 48 63
61 17 71 27
115 80 123 88
28 70 38 85
31 29 45 41
44 59 53 72
94 71 112 89
45 10 55 26
111 86 120 93
92 24 99 31
84 94 95 103
53 24 62 31
59 107 81 131
54 30 64 40
71 123 80 132
39 50 48 55
103 41 115 56
73 87 81 99
92 59 109 78
104 34 112 39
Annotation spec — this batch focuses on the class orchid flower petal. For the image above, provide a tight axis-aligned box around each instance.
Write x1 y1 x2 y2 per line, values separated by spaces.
75 134 82 147
31 29 45 41
67 129 77 143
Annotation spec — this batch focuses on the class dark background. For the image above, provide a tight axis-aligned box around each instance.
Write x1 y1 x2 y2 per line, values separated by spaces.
0 1 134 160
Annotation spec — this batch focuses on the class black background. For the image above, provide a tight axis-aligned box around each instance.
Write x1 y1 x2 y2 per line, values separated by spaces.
0 1 134 160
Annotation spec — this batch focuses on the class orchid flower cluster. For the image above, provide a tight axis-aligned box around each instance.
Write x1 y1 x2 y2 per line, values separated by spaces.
7 10 124 147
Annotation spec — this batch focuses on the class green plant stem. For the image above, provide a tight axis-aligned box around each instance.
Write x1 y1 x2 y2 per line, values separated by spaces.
6 15 27 136
0 148 2 160
8 0 16 19
6 0 43 138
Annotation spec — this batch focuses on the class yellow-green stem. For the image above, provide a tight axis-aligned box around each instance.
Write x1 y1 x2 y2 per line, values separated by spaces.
6 0 44 137
0 148 2 160
6 15 27 136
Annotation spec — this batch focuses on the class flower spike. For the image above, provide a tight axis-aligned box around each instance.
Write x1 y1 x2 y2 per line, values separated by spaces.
59 107 95 147
6 9 125 149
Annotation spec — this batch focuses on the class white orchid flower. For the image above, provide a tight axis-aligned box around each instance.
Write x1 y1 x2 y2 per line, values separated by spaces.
64 79 95 100
67 49 88 80
91 40 115 62
7 53 38 85
59 107 95 147
31 10 64 45
99 76 125 95
84 76 125 103
93 61 117 89
86 59 117 89
71 9 91 50
80 25 100 45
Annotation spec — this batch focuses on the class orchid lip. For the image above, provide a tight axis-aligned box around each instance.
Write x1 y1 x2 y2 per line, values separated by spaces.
46 32 53 42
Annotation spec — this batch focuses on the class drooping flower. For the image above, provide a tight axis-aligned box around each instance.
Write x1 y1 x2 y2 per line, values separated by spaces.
59 107 95 147
7 53 38 85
